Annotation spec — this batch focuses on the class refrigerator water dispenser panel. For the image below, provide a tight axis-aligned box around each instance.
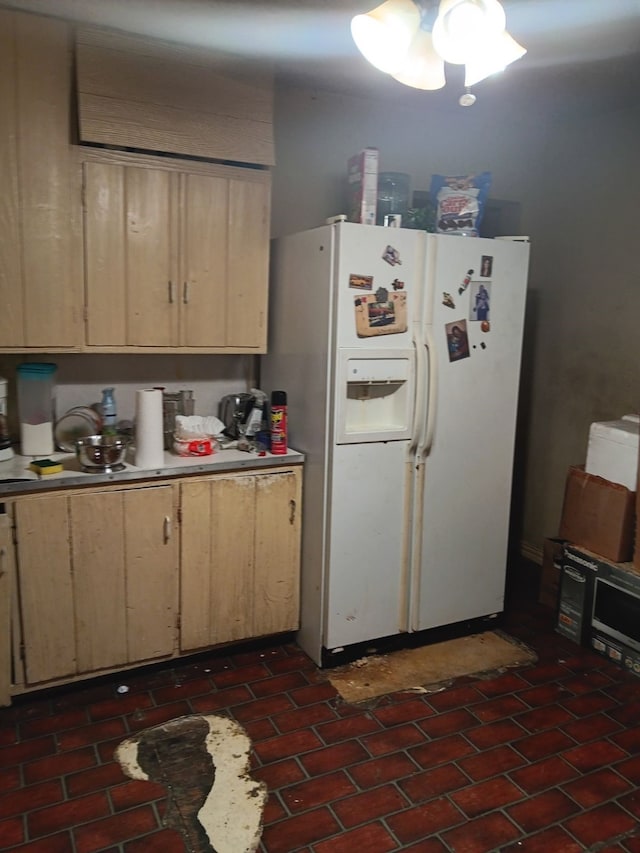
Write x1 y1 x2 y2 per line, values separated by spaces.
335 348 414 444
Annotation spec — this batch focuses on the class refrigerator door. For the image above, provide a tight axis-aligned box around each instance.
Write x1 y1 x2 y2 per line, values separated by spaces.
412 235 530 632
333 222 423 350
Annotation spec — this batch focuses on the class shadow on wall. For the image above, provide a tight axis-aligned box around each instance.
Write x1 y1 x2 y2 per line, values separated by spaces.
509 288 539 563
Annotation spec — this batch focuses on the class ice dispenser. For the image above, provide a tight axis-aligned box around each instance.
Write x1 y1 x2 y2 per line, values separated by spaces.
336 349 414 444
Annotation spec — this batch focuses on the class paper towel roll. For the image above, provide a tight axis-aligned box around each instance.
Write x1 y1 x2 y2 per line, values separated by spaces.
135 389 164 469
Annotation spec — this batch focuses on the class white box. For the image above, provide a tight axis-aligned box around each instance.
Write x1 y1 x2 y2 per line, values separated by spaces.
347 148 378 226
586 414 639 491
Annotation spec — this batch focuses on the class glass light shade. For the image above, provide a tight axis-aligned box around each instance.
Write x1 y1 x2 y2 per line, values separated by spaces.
432 0 507 65
464 29 526 86
351 0 421 74
392 29 446 90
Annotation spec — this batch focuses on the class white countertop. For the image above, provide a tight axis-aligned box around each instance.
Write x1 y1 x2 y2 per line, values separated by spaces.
0 445 304 497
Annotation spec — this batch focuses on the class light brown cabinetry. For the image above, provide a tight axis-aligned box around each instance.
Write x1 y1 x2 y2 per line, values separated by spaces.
0 514 16 706
0 10 83 349
12 483 179 686
4 464 301 700
180 468 302 651
83 151 270 352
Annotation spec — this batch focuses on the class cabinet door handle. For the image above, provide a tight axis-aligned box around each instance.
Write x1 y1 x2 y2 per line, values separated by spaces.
168 281 175 304
163 516 172 543
183 281 188 304
289 499 296 525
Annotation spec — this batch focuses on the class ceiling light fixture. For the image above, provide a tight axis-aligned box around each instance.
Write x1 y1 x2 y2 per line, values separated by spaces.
351 0 526 101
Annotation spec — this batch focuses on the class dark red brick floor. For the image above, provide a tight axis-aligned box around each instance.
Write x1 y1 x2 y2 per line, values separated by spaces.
2 562 640 852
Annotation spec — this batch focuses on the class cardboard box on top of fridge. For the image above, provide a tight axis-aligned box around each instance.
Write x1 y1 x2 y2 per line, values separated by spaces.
559 465 635 564
585 414 639 491
539 538 566 609
347 147 378 226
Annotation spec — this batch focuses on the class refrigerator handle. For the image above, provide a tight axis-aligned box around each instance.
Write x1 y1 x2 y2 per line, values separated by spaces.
418 326 438 458
409 334 427 456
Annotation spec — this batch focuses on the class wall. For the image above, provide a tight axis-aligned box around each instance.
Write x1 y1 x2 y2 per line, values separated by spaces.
271 82 640 558
0 354 255 438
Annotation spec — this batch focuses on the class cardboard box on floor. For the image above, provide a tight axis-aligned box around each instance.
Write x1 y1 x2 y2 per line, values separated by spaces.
539 538 566 609
559 465 635 564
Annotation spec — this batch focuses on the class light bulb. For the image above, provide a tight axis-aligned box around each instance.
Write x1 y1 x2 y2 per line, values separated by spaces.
351 0 421 75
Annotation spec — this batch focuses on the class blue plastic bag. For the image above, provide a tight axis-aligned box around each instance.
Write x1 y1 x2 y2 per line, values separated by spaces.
430 172 492 237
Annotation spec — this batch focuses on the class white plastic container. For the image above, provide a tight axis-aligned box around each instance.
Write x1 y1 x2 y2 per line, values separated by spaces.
585 414 639 491
17 363 57 456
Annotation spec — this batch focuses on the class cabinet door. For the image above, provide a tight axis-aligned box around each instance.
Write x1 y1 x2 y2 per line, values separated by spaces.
180 172 228 346
254 470 302 637
0 513 16 706
180 469 301 652
84 161 176 346
180 476 255 651
14 494 76 683
69 485 178 670
0 11 82 348
15 484 178 685
227 177 270 350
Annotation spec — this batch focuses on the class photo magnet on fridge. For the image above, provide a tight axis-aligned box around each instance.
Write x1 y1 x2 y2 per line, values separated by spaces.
355 291 408 337
442 292 456 309
382 245 402 266
480 255 493 277
349 273 373 290
469 282 491 322
445 319 470 362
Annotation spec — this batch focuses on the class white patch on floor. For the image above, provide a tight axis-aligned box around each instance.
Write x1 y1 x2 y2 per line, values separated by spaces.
115 714 267 853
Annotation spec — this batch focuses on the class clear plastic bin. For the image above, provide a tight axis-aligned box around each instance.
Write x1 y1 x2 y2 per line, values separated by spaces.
17 363 57 456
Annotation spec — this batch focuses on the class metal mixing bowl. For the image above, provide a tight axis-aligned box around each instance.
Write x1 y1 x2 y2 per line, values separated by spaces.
75 434 129 473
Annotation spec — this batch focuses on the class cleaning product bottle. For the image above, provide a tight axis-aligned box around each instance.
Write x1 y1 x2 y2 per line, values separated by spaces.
269 391 287 455
101 388 117 436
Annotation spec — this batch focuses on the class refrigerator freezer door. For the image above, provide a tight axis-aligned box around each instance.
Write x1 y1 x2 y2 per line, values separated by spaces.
333 223 424 350
413 235 530 632
325 440 410 652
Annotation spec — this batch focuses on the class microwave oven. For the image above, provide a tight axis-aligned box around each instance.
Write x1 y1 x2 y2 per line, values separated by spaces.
557 545 640 677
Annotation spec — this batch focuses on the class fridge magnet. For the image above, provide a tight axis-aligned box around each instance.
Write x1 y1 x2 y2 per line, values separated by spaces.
349 273 374 290
445 319 470 362
355 291 408 337
458 269 474 294
481 320 491 333
391 278 404 290
469 282 491 322
481 341 487 349
442 292 456 309
480 255 493 277
382 245 402 266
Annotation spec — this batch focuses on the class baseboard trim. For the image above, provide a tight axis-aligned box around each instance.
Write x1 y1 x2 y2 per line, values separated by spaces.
520 540 543 565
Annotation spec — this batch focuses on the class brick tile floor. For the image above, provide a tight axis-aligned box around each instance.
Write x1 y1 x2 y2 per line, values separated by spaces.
1 562 640 851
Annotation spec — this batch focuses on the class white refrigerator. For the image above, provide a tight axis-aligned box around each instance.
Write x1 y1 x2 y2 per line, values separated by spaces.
261 222 530 666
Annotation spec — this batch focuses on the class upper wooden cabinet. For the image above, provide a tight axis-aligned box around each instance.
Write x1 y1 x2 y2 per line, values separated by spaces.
82 150 270 352
75 26 275 166
0 10 83 349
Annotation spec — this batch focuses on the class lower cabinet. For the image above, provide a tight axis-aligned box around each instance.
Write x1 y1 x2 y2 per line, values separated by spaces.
3 464 302 699
13 483 179 685
0 513 16 705
180 468 302 651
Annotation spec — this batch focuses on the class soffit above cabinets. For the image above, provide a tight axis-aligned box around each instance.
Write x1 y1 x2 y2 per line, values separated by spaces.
75 25 275 166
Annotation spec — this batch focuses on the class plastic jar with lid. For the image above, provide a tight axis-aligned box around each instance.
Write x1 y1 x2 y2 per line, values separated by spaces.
16 363 57 456
376 172 410 225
